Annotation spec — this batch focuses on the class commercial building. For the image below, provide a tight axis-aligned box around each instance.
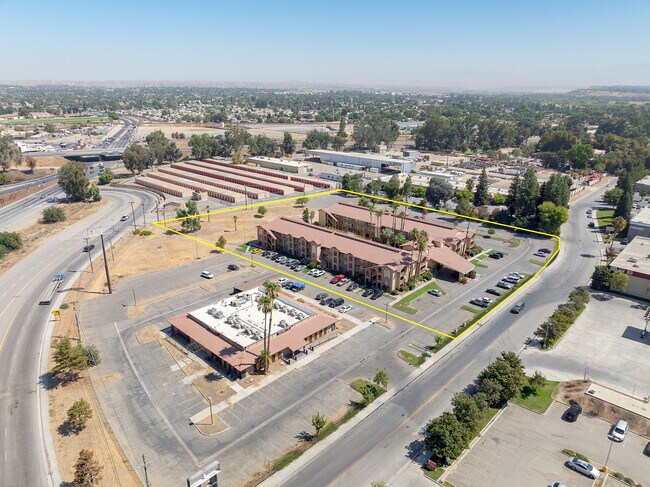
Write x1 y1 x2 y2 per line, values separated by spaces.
305 149 417 173
168 284 337 379
258 216 428 291
246 156 311 174
635 175 650 193
609 236 650 299
163 164 270 199
135 176 193 199
627 208 650 242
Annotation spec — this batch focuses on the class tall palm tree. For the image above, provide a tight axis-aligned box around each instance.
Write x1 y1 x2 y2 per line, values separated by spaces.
262 280 280 373
257 295 272 373
233 215 238 231
399 211 408 233
390 202 399 231
407 229 420 282
381 227 394 245
415 230 429 278
375 210 384 238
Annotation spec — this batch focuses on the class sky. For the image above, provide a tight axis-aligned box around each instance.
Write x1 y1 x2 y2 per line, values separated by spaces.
1 0 649 90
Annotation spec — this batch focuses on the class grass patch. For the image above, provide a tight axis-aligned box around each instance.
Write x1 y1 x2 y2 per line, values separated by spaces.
529 258 547 266
421 466 445 481
511 377 559 413
461 304 481 314
596 209 614 229
350 379 385 397
470 258 488 268
562 448 589 462
273 449 305 471
398 350 426 366
392 281 445 315
236 243 248 252
509 238 521 248
340 404 363 423
432 336 452 352
316 421 337 440
476 253 489 260
477 407 500 431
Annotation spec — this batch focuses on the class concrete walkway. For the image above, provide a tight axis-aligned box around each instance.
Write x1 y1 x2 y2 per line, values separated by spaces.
588 382 650 420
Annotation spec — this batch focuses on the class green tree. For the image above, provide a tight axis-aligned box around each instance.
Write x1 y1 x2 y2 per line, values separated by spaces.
611 216 627 234
455 197 474 217
66 398 93 433
451 392 482 433
176 200 201 232
360 384 377 404
603 188 624 207
426 178 453 208
491 192 506 205
591 265 612 290
614 188 632 220
281 132 296 155
122 143 153 174
42 206 66 224
257 206 267 217
86 184 101 202
402 174 413 199
296 196 309 206
476 351 525 406
341 173 363 193
537 201 569 235
74 449 102 487
566 143 595 169
97 168 114 185
473 168 489 206
311 412 326 436
215 235 227 252
529 371 547 390
52 338 101 381
25 155 37 173
262 280 281 373
424 411 472 461
540 174 572 208
609 270 629 293
301 207 312 223
44 122 56 134
58 161 89 202
373 369 388 389
249 134 277 156
384 175 401 200
303 130 331 150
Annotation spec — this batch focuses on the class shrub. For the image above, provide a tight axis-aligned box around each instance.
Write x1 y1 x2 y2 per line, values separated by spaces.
487 228 496 235
0 232 23 251
132 229 141 235
41 205 67 224
60 303 70 310
307 261 317 269
467 270 477 279
421 271 433 281
408 282 416 290
139 230 152 236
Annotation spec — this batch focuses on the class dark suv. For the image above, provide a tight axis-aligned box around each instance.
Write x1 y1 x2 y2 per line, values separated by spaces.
329 297 344 308
564 402 582 422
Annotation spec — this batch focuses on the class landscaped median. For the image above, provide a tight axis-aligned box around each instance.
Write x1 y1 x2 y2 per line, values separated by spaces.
392 281 446 314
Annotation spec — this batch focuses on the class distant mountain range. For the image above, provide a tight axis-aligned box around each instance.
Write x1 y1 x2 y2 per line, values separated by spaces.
567 86 650 100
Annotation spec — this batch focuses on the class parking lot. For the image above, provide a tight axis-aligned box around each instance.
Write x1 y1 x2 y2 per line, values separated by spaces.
521 294 650 398
448 402 650 487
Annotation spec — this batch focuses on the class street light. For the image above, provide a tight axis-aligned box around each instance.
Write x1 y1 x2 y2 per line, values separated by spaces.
208 396 214 427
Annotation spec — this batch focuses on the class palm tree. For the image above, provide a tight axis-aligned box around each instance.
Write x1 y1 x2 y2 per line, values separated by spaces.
407 229 420 281
393 232 407 248
381 227 394 245
390 202 399 231
398 211 408 233
233 215 238 231
257 350 270 372
375 210 384 238
262 280 280 373
415 230 429 278
257 295 272 373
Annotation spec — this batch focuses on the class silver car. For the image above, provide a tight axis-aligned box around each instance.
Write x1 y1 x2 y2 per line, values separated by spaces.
566 457 600 479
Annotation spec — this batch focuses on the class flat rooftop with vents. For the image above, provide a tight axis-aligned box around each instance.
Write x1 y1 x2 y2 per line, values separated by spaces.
609 236 650 299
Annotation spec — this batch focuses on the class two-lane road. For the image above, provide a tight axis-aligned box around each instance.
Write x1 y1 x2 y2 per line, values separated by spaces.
275 184 608 487
0 187 157 487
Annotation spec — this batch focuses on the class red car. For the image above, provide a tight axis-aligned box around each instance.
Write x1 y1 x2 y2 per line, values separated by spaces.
330 274 346 284
539 248 552 254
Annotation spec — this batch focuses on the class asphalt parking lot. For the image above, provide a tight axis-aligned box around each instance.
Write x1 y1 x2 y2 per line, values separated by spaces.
521 294 650 398
448 402 650 487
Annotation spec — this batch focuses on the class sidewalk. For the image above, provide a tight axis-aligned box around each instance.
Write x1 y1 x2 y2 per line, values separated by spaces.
587 382 650 420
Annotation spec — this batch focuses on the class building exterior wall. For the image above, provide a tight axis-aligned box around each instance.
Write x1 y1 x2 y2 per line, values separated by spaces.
628 223 650 242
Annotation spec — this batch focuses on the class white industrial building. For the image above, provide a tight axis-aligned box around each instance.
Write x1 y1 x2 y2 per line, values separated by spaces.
246 156 311 174
627 208 650 242
305 149 417 173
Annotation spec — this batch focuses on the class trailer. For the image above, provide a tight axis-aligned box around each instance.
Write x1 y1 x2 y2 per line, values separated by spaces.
39 273 65 305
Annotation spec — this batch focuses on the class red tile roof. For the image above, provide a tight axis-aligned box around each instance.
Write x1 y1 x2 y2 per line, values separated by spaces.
428 245 475 274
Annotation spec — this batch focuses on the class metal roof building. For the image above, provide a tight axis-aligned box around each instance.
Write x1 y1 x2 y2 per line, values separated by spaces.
305 149 417 173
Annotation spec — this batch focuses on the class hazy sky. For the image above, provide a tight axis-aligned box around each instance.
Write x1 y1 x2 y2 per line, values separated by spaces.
1 0 649 89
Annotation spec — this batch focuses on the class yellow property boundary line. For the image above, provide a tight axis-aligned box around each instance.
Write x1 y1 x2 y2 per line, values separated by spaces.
153 189 561 339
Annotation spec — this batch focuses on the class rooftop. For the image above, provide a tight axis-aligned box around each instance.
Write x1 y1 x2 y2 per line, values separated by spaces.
305 149 414 165
610 236 650 275
630 207 650 226
247 156 310 168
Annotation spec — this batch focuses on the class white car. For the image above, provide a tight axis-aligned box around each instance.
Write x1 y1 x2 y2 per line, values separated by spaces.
610 419 628 442
200 271 214 279
311 270 325 277
339 305 353 313
566 457 600 479
277 278 289 285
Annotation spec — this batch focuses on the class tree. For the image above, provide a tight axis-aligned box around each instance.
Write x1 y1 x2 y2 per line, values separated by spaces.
257 295 272 373
611 216 627 234
52 338 101 381
476 351 525 406
341 173 363 193
603 187 624 207
262 280 280 373
474 169 489 206
303 130 331 150
176 200 201 232
296 196 309 206
426 178 454 208
282 132 296 155
566 143 595 169
451 392 482 433
360 384 377 404
58 161 89 202
455 197 474 217
492 192 506 205
98 168 114 185
86 184 101 202
609 270 629 293
232 215 238 231
257 206 267 217
352 117 399 150
331 134 347 151
301 207 312 223
529 371 547 390
249 134 277 156
311 412 326 436
614 188 632 220
402 174 413 199
0 135 22 172
384 175 401 200
424 411 472 461
591 265 612 290
122 143 153 174
66 398 93 433
25 155 37 173
537 201 569 235
373 369 388 389
74 449 102 487
42 206 66 224
215 235 227 251
541 174 572 208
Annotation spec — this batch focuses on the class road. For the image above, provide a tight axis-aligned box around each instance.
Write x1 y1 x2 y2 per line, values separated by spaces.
275 184 608 487
0 187 157 487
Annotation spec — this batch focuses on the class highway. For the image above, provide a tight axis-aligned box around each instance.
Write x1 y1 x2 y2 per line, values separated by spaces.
0 187 157 487
276 184 607 487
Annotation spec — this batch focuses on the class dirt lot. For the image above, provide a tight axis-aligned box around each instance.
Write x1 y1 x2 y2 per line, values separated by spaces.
0 199 107 275
555 380 650 437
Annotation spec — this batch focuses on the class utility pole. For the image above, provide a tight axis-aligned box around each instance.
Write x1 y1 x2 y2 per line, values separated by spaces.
603 440 614 472
83 237 94 273
208 396 214 427
130 201 137 230
108 238 114 261
142 202 147 226
132 287 137 306
142 453 151 487
100 234 112 294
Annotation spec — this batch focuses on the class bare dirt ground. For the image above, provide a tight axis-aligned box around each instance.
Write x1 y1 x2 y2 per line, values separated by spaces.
33 155 70 169
0 199 107 275
555 380 650 437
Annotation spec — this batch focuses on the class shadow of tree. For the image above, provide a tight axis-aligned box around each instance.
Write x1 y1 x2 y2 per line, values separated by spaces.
295 431 313 442
57 421 77 437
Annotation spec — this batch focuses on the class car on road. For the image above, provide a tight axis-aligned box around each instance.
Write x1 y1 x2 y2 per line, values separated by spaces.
200 271 214 279
566 457 600 479
644 441 650 457
339 305 353 313
227 264 239 271
330 274 346 284
362 288 374 297
346 283 359 291
316 292 328 301
427 289 443 297
277 278 289 285
370 289 384 300
539 248 552 254
588 221 595 228
82 244 95 252
564 402 582 422
496 281 513 290
610 419 628 442
486 288 501 296
511 302 525 314
533 251 548 258
120 214 130 221
489 252 504 259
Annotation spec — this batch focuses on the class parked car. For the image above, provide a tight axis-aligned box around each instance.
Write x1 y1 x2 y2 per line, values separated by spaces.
252 248 262 254
511 302 525 314
644 441 650 457
509 272 525 279
610 419 629 442
564 402 582 422
362 288 374 297
200 270 214 279
470 298 489 308
533 251 548 258
496 281 513 290
336 278 350 287
294 265 306 272
315 292 328 301
347 283 359 291
277 278 289 285
539 248 552 254
227 264 239 271
503 276 519 284
314 270 326 277
82 244 95 252
120 214 130 221
370 290 384 300
339 305 353 313
489 252 504 259
588 221 595 228
551 483 568 487
322 297 334 306
282 281 294 289
486 288 501 296
330 274 346 284
566 457 600 479
329 298 344 308
427 289 443 297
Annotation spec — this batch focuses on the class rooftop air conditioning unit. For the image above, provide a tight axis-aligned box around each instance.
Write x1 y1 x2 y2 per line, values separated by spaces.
628 257 638 263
